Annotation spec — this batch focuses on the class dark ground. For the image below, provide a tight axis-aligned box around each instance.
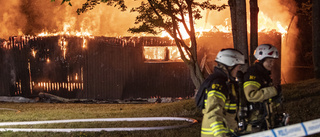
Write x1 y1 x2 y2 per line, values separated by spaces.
280 79 320 125
267 79 320 137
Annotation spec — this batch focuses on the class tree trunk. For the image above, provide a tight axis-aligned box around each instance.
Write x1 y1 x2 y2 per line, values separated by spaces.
313 0 320 79
235 0 249 70
229 0 238 49
187 62 204 90
250 0 259 66
170 1 204 91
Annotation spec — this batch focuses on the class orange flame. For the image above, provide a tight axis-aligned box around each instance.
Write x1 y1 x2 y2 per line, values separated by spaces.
257 12 288 34
58 37 68 59
144 46 166 60
31 49 37 58
38 23 94 39
75 73 78 80
35 81 83 91
161 11 288 40
143 46 188 61
82 38 87 48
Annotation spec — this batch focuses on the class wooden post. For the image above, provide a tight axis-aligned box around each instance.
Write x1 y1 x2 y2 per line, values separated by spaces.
250 0 259 66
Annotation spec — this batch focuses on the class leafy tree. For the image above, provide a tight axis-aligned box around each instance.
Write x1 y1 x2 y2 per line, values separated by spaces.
128 0 226 89
51 0 127 14
55 0 227 90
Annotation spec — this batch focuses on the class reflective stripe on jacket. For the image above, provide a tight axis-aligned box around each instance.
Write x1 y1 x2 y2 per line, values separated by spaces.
201 67 238 137
243 62 279 131
243 62 277 103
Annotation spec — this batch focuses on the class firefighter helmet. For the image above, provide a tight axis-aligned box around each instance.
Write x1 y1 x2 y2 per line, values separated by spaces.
254 44 279 60
215 48 245 67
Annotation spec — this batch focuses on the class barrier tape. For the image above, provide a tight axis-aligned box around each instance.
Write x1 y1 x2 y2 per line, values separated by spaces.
242 118 320 137
0 117 197 132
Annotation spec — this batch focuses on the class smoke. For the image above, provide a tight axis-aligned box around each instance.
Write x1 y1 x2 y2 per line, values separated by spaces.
10 69 16 85
258 0 296 24
260 0 298 84
257 0 299 83
0 0 141 39
198 0 297 31
0 0 297 38
0 0 26 39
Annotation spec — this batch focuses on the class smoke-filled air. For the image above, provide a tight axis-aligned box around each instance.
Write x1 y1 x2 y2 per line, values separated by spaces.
0 0 297 38
0 0 143 39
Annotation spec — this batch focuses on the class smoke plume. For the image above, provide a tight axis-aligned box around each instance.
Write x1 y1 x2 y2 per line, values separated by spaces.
0 0 297 38
0 0 141 39
0 0 26 39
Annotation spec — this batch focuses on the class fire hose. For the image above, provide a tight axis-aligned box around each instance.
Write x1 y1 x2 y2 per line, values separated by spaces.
0 117 197 132
0 108 20 112
241 118 320 137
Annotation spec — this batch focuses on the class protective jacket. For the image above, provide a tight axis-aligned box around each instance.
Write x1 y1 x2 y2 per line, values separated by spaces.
201 67 239 137
243 62 278 131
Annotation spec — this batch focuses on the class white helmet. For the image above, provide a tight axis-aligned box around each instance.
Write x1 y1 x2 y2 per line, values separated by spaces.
215 49 245 67
254 44 279 60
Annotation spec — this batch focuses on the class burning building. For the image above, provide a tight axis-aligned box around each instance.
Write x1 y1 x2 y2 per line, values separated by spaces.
0 31 282 100
0 0 312 100
0 35 195 99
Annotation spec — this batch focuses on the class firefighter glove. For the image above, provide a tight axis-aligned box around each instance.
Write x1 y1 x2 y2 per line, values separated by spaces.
272 85 283 104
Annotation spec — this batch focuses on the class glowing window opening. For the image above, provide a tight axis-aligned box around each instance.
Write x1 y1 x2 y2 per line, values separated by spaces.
143 46 183 63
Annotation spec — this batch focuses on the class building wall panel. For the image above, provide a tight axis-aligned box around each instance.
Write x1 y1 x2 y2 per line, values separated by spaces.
82 37 194 100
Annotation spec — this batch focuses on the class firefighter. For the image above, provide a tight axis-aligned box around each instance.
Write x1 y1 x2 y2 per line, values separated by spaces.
243 44 283 133
201 48 245 137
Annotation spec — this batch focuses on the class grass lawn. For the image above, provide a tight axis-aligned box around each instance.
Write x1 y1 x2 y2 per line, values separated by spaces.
0 99 203 137
0 78 320 137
